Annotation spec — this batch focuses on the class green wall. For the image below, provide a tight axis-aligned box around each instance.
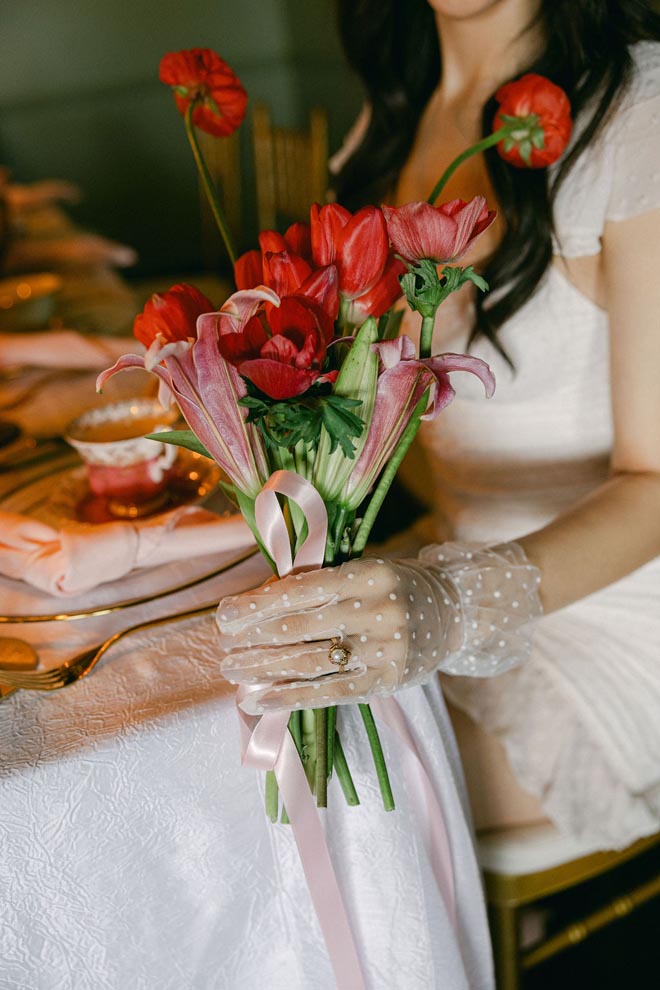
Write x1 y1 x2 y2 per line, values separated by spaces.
0 1 362 275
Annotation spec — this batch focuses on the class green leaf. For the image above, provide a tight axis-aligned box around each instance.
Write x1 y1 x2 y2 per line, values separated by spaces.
321 396 364 457
235 489 277 573
400 259 447 318
146 430 212 459
313 317 378 502
377 308 404 341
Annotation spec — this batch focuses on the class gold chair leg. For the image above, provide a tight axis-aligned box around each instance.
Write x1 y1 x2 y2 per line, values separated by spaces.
490 903 521 990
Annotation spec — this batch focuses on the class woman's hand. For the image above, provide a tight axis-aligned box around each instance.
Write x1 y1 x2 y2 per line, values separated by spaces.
216 556 459 714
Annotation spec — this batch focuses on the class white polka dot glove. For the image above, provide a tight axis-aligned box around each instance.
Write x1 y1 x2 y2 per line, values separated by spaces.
216 541 543 715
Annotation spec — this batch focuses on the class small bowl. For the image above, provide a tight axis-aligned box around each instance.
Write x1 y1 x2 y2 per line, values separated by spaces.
0 273 62 331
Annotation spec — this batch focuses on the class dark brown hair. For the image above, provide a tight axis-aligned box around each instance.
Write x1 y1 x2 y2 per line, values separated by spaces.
333 0 660 359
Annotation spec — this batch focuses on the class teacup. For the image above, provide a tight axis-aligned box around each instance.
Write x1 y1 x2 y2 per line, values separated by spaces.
65 399 179 518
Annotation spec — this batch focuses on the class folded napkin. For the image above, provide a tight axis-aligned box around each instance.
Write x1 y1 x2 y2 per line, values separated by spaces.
0 506 255 597
0 330 137 371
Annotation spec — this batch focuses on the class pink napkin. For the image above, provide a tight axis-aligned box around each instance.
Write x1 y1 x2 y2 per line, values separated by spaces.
0 330 138 371
0 506 255 596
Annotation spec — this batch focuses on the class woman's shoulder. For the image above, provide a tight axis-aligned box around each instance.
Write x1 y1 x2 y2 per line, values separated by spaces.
552 42 660 253
625 40 660 106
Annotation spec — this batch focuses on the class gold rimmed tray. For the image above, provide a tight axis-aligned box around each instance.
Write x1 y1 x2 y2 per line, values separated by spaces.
0 453 259 623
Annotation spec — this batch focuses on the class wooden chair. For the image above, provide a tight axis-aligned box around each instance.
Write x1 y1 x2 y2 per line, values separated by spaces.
252 103 328 231
478 823 660 989
195 127 242 271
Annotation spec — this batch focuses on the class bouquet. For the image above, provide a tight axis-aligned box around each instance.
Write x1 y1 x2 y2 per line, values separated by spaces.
99 50 572 821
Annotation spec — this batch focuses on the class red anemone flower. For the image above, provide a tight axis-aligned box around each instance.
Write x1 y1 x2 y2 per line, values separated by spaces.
207 289 337 400
494 74 572 168
382 197 496 264
133 283 214 349
159 48 247 137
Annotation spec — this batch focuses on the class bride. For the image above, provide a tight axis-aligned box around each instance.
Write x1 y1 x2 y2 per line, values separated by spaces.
218 0 660 984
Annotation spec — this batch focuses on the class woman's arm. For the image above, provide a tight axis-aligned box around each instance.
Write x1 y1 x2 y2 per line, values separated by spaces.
519 207 660 612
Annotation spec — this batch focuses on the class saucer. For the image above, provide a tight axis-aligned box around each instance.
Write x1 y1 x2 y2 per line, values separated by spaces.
44 449 222 527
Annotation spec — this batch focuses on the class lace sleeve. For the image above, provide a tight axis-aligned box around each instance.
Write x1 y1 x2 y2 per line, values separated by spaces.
606 42 660 222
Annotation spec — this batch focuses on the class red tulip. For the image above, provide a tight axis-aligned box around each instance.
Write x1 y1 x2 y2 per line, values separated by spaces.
159 48 247 138
345 252 407 322
494 74 572 168
234 241 339 322
382 197 496 264
204 288 337 400
133 283 214 349
257 222 312 260
310 203 389 300
262 251 313 299
234 250 263 291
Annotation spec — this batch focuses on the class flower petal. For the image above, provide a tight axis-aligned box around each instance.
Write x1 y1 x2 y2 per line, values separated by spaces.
336 206 389 298
234 250 263 290
238 358 319 399
198 286 280 336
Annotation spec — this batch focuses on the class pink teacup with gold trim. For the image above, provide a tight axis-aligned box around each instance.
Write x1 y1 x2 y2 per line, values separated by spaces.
65 399 179 518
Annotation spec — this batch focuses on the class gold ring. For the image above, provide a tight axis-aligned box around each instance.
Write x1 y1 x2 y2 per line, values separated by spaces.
328 637 351 673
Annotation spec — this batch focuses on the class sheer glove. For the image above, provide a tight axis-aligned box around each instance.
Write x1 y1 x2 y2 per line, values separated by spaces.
216 542 542 715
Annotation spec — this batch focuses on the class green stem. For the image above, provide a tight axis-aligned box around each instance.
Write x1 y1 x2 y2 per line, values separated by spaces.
265 771 279 822
359 704 395 812
184 102 237 266
326 706 336 779
301 709 316 792
419 314 435 361
427 129 505 205
333 730 360 806
328 505 348 564
315 709 328 807
352 391 429 556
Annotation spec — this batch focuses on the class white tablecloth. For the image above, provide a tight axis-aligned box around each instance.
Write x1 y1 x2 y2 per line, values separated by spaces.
0 313 495 987
0 548 494 989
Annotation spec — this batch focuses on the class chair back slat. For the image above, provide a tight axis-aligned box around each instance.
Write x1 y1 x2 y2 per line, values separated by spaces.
253 102 328 232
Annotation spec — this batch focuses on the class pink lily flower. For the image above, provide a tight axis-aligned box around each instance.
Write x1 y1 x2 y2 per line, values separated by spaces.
340 335 495 509
97 288 272 499
382 197 496 264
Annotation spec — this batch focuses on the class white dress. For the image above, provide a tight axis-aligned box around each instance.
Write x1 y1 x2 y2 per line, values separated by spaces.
415 41 660 852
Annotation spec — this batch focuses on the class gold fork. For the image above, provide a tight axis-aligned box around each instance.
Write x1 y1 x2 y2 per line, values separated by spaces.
0 603 217 696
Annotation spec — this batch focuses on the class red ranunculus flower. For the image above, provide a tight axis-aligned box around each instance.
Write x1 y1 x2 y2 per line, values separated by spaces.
382 197 496 264
159 48 247 138
133 283 214 349
494 73 572 168
216 293 336 400
310 203 389 300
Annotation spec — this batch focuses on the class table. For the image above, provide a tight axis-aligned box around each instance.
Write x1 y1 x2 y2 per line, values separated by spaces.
0 315 495 990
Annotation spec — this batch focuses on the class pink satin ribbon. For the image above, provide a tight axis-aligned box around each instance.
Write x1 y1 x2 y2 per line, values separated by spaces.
237 469 457 988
